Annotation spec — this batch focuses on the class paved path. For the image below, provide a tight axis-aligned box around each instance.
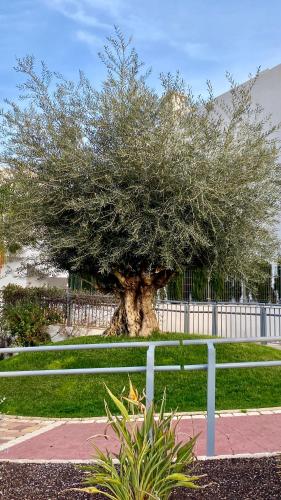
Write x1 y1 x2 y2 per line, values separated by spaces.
0 417 55 448
1 411 281 460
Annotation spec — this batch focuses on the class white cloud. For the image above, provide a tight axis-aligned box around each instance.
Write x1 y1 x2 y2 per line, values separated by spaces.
43 0 215 63
43 0 112 29
181 42 210 58
170 40 217 61
82 0 124 17
76 29 102 48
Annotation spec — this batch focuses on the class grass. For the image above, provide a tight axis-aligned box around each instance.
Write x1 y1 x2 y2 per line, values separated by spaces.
1 333 281 417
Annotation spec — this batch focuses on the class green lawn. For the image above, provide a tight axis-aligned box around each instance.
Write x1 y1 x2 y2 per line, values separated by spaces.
1 333 281 417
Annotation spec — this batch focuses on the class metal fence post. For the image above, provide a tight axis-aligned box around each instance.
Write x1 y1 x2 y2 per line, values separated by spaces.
146 345 155 409
207 276 211 302
212 304 218 336
260 306 267 338
207 342 216 457
184 303 190 333
66 289 73 327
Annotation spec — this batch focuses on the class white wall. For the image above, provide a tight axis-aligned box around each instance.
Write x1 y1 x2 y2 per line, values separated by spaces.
216 63 281 238
0 248 68 290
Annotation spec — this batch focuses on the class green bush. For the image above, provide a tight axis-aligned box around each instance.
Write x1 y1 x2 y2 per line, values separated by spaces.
2 283 64 307
1 285 65 344
2 283 106 308
2 303 57 346
75 384 200 499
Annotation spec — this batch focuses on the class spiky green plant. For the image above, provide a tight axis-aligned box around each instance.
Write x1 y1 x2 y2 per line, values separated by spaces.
76 385 200 499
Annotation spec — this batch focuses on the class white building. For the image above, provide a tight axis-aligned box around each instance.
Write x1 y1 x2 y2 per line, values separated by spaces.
217 63 281 236
0 248 67 290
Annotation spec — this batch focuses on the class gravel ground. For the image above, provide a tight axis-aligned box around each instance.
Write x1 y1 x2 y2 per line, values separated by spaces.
0 457 280 499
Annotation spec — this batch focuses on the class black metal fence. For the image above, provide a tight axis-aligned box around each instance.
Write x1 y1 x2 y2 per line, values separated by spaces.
166 266 281 303
41 291 117 327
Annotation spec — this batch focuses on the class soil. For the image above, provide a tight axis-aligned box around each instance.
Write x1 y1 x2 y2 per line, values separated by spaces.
0 456 280 499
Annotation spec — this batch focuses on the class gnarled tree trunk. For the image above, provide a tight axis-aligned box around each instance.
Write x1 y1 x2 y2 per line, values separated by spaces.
104 269 173 337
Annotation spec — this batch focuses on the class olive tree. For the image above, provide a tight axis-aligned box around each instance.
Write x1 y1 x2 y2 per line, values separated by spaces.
0 172 12 268
0 177 6 269
1 31 280 336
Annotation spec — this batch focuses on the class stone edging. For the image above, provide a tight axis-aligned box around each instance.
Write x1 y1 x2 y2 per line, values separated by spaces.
0 451 280 464
2 406 281 423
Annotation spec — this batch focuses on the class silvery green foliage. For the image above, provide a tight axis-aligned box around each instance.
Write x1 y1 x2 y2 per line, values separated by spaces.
0 29 280 289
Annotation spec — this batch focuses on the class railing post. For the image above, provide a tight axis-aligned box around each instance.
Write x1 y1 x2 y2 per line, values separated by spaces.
146 345 155 409
207 276 211 302
240 281 246 303
260 306 267 338
66 289 73 327
207 342 216 457
212 304 218 336
184 303 189 333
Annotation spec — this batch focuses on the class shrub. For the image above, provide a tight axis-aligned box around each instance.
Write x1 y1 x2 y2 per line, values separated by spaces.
0 324 13 360
2 284 64 307
76 384 200 499
2 302 58 346
1 285 65 341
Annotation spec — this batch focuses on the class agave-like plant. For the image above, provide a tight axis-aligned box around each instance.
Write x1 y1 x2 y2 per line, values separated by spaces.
77 383 200 499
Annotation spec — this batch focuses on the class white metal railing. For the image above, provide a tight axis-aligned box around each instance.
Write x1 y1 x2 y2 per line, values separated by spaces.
47 298 281 338
156 301 281 337
1 336 281 457
2 289 281 338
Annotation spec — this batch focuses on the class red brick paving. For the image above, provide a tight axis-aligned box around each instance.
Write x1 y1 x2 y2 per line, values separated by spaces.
1 413 281 460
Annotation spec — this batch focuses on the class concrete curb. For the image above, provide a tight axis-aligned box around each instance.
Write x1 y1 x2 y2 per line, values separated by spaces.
0 450 280 464
2 406 281 423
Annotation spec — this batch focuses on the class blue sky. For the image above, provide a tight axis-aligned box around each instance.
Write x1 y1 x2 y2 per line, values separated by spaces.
1 0 281 101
